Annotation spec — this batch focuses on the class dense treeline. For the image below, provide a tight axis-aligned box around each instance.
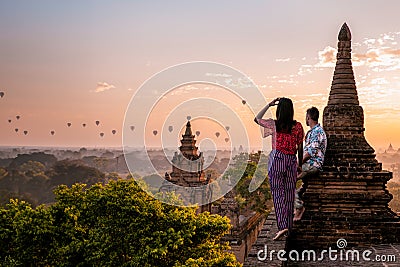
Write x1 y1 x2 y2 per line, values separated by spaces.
0 153 106 206
0 160 105 206
0 180 240 266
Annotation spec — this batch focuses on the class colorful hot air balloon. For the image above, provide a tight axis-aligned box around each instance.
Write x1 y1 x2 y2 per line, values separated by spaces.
96 120 100 126
242 100 246 105
130 125 135 131
225 138 229 143
67 122 72 127
215 132 220 138
82 123 86 127
23 130 28 135
168 126 173 132
15 128 18 133
16 115 20 120
187 116 191 120
8 119 11 123
100 132 104 137
112 130 116 135
153 130 158 136
195 131 200 137
225 126 230 131
51 131 55 135
0 92 4 98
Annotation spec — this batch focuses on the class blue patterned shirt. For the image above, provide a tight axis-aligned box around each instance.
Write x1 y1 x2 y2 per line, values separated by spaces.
304 123 327 170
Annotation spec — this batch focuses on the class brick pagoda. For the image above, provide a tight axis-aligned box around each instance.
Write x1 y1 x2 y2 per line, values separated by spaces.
159 120 211 213
291 23 400 248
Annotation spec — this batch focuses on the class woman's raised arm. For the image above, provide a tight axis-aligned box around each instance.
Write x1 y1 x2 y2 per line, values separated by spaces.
254 97 280 124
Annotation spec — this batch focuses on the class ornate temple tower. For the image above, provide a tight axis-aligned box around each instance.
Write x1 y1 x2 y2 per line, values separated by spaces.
160 120 211 213
292 23 400 248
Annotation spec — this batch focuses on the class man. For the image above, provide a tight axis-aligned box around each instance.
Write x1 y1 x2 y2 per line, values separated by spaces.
293 106 327 221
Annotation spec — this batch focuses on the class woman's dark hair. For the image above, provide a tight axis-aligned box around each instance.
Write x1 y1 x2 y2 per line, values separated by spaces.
275 97 296 133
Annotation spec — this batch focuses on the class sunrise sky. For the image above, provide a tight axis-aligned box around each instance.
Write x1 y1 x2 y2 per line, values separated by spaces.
1 1 400 151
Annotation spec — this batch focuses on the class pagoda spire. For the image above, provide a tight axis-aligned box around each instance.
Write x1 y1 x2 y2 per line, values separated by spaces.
327 22 359 105
184 120 192 136
179 120 199 159
323 23 366 143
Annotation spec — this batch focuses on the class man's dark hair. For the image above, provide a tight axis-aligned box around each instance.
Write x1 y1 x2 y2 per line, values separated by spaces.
276 97 296 133
307 107 319 122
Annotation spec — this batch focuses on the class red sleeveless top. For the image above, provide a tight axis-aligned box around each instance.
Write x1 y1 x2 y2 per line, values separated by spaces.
257 118 304 155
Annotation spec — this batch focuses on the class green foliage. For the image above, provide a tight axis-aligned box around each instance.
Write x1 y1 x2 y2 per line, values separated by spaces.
0 180 241 267
0 159 106 206
49 159 105 187
0 200 55 266
223 153 272 213
8 152 57 170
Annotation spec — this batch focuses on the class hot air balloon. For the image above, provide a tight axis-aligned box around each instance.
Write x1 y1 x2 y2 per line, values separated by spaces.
100 132 104 137
0 92 4 98
130 125 135 131
67 122 71 127
51 131 55 135
112 130 116 135
187 116 191 120
8 119 11 123
215 132 220 138
95 120 100 126
153 130 158 136
225 126 230 131
23 130 28 135
16 115 20 120
168 126 173 132
195 131 200 137
242 100 246 105
225 138 229 143
82 123 86 127
15 128 18 133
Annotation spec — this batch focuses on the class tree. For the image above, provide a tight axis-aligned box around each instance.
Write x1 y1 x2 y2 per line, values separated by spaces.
49 159 105 187
222 152 272 213
0 180 241 267
19 160 46 176
8 152 57 170
0 199 54 266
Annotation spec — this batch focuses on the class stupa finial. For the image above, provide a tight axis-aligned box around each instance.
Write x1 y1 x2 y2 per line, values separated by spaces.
338 22 351 41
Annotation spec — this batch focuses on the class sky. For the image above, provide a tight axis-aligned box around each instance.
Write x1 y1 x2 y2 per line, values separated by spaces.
1 0 400 151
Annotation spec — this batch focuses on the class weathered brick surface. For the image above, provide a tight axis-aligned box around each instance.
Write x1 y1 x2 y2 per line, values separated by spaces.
289 23 400 251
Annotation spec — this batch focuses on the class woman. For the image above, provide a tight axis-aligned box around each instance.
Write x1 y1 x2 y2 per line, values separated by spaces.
254 97 304 240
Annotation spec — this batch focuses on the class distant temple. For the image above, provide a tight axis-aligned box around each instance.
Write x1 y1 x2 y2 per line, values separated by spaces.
387 143 395 153
159 120 211 213
292 22 400 248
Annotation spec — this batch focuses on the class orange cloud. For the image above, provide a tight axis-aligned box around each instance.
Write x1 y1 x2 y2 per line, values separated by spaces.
353 49 380 63
95 82 115 93
318 46 337 65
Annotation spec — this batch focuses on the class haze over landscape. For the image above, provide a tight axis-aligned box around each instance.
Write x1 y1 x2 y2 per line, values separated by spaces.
1 1 400 151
